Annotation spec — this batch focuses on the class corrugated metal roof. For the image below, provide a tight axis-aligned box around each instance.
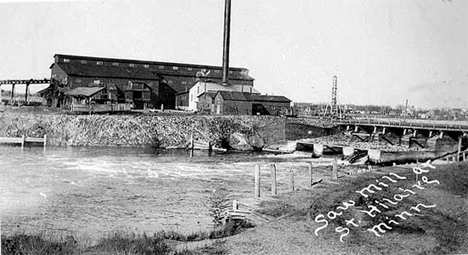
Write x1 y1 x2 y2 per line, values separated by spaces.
217 91 254 101
65 87 105 97
53 63 162 80
54 54 255 81
197 92 217 98
252 95 291 103
216 91 291 103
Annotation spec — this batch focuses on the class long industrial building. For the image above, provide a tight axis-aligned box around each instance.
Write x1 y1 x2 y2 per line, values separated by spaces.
49 54 255 109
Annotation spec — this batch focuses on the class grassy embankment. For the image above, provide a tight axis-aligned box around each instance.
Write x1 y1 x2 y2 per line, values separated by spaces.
227 162 468 255
1 185 253 255
1 227 236 255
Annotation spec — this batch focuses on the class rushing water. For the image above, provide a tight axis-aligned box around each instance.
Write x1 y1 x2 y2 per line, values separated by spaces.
0 145 328 240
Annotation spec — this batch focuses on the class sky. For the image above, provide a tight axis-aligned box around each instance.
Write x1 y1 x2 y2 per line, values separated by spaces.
0 0 467 109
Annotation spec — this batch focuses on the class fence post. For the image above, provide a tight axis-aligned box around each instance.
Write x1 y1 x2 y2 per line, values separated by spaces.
457 136 462 162
308 163 313 186
289 170 294 192
255 164 260 198
332 159 338 179
232 200 238 210
270 164 277 195
190 134 194 150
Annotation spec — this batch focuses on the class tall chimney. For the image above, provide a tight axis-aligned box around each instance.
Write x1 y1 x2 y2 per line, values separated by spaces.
222 0 231 84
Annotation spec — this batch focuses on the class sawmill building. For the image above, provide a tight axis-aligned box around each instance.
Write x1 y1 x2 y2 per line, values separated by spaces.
49 54 255 109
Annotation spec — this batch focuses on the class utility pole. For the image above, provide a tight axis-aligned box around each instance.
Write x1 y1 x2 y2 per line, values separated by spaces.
222 0 231 85
404 99 408 122
331 75 338 115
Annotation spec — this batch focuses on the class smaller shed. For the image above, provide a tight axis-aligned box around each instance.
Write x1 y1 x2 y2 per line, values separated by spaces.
65 87 105 103
197 92 217 113
251 94 292 115
214 91 292 115
64 86 105 112
214 91 254 115
64 86 132 113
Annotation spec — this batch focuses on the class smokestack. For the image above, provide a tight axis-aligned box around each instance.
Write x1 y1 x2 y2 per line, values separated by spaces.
222 0 231 84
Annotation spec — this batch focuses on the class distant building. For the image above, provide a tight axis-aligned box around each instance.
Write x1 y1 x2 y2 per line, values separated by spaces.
49 54 255 109
187 81 259 111
213 91 291 115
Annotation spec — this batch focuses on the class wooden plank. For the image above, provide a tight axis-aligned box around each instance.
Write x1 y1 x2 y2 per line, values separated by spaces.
0 137 23 143
25 137 45 143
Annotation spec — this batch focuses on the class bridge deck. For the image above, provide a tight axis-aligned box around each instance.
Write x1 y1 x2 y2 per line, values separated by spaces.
335 118 468 132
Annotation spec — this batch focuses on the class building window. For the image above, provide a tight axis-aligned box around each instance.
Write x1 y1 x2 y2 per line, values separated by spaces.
94 80 100 85
97 61 103 65
215 70 220 73
112 62 119 66
158 65 164 69
173 66 178 70
129 63 135 67
187 67 192 71
144 64 149 68
168 80 173 84
81 60 87 64
229 71 233 74
64 59 70 63
181 81 187 85
76 79 82 83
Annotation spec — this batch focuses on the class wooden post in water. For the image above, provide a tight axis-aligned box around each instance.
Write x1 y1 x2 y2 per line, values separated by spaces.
232 200 238 210
255 164 260 198
463 151 466 161
190 134 194 150
457 136 462 162
270 164 277 195
189 133 194 157
289 170 294 192
332 159 338 179
43 135 47 150
308 163 313 186
21 135 25 149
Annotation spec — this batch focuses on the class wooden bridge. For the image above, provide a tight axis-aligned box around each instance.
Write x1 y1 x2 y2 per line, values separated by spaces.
0 79 50 103
329 118 467 154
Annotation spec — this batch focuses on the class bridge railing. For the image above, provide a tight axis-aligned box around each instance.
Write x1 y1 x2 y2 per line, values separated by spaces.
334 118 468 131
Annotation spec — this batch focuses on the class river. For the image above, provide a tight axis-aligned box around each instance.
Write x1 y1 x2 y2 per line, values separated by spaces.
0 146 333 243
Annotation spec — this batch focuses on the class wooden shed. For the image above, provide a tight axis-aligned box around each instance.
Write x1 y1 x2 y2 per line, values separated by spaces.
213 91 291 115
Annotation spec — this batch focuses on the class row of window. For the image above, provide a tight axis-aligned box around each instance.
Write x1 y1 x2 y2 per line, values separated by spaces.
73 79 189 86
62 58 233 74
